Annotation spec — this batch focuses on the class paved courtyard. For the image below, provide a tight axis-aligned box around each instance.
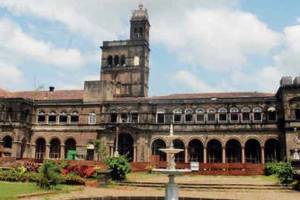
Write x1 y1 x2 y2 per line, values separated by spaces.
20 173 300 200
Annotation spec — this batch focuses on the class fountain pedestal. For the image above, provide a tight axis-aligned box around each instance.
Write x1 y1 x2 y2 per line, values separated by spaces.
166 174 178 200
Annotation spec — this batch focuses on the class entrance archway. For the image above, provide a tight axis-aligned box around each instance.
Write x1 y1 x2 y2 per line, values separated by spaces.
245 139 261 163
207 139 222 163
49 138 61 159
226 139 241 163
265 139 281 162
65 138 77 159
151 139 166 161
35 138 46 160
174 139 185 163
188 139 203 162
118 133 134 161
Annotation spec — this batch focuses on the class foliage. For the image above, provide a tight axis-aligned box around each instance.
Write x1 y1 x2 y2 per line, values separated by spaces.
265 162 294 185
24 161 40 172
62 173 85 185
61 165 96 178
37 160 63 189
105 155 131 181
94 139 109 161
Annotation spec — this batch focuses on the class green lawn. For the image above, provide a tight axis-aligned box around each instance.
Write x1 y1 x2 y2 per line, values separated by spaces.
0 181 72 200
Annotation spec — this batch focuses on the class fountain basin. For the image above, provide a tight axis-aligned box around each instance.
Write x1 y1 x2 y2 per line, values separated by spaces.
159 148 183 154
152 168 191 175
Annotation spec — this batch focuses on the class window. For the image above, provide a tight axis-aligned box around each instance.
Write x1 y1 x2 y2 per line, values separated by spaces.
157 110 165 124
253 107 262 121
70 111 79 123
196 108 205 123
173 109 182 123
48 111 57 124
185 109 193 123
295 109 300 120
59 112 68 124
107 55 113 66
230 108 239 122
120 55 126 66
114 55 119 66
218 108 227 122
110 113 117 123
37 111 46 123
88 112 96 124
241 107 251 122
207 108 216 122
268 112 277 121
131 112 139 123
121 113 129 123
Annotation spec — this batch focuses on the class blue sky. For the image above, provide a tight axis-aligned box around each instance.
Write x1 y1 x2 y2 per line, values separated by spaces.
0 0 299 96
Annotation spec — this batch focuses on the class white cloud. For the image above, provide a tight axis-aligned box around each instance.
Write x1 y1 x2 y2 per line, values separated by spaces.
152 8 281 71
0 61 24 90
172 70 219 92
0 18 84 69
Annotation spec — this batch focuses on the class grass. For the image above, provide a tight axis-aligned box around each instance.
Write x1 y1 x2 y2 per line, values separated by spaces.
0 181 73 200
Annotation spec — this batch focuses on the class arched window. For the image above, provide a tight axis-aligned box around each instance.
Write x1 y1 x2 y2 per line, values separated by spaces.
120 113 129 123
139 27 143 37
59 111 68 124
48 111 57 124
70 111 79 123
230 107 239 122
218 108 227 122
156 109 165 124
3 136 12 148
241 107 251 122
196 108 205 123
207 108 216 122
130 111 139 123
120 55 126 66
114 55 120 66
37 111 46 123
151 139 166 161
109 110 117 123
185 109 193 123
173 108 182 123
88 112 96 124
253 107 262 122
267 107 277 121
107 55 113 66
49 138 61 159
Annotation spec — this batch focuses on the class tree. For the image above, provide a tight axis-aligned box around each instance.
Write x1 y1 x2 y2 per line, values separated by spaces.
37 161 62 189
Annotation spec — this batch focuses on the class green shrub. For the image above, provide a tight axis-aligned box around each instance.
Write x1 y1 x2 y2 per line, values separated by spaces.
105 155 131 181
63 173 85 185
37 161 63 189
265 162 294 185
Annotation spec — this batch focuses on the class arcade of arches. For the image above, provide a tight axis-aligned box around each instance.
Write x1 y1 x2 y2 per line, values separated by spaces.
151 138 282 164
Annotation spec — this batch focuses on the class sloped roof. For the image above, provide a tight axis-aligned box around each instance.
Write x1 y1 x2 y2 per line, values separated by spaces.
13 90 84 100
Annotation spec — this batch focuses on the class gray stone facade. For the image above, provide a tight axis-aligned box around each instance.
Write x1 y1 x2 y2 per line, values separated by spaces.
0 5 300 165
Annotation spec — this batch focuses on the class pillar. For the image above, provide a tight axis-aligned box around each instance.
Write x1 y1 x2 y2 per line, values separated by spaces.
11 141 21 158
133 144 137 162
203 147 207 164
31 144 36 159
261 147 265 164
242 146 245 164
184 146 188 163
60 145 65 160
222 147 226 163
45 144 50 159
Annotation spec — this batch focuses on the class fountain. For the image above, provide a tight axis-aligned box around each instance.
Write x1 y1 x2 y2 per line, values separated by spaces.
153 124 191 200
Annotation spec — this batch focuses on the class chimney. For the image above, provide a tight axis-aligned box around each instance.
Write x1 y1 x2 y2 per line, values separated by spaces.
49 86 55 92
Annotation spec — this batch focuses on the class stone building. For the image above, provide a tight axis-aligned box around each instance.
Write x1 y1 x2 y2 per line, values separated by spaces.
0 5 300 166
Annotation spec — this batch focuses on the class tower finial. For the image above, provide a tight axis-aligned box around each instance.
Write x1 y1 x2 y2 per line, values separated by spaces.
138 4 143 10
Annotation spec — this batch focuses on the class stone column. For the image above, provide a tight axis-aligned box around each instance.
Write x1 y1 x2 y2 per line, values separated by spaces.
31 144 36 159
261 147 265 164
45 144 50 159
11 141 21 158
184 146 188 163
222 147 226 163
133 144 137 162
60 145 65 160
242 146 245 164
203 147 207 164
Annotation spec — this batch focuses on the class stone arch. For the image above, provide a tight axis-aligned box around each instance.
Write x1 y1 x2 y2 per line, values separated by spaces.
114 55 120 66
35 137 46 160
188 139 203 162
2 135 13 148
225 139 242 163
207 139 222 163
151 139 166 161
64 137 77 158
173 139 185 163
117 133 134 162
264 138 281 162
243 136 262 147
245 139 261 163
49 138 61 159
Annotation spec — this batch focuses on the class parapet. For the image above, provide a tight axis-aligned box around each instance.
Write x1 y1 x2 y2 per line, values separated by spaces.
83 80 113 102
280 76 300 87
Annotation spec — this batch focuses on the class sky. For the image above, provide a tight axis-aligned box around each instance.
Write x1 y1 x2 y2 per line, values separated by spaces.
0 0 299 96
